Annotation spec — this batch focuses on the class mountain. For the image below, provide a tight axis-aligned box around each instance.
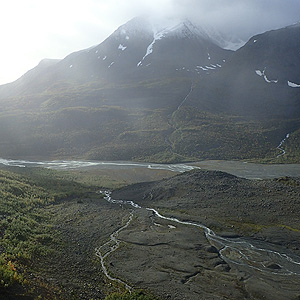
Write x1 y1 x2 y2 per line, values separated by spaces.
187 22 300 119
0 58 61 98
0 17 232 98
0 18 299 162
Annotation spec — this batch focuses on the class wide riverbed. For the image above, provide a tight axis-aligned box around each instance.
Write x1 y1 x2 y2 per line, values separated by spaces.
0 157 300 179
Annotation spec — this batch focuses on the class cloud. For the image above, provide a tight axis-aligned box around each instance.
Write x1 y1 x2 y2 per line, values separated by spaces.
0 0 299 84
166 0 300 38
99 0 300 40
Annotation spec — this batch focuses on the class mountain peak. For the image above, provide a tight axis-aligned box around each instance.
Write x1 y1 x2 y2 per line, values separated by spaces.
153 19 211 41
113 17 213 43
117 17 245 51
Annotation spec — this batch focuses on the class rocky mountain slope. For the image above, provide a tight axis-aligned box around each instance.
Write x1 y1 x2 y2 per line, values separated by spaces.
0 18 299 162
188 22 300 119
0 17 232 98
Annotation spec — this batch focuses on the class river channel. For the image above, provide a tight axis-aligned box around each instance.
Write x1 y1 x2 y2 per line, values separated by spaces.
1 157 300 179
2 157 300 297
100 191 300 278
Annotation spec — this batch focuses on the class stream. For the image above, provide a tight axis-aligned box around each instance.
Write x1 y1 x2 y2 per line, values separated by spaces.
176 81 194 110
1 156 300 290
95 210 134 291
97 191 300 289
276 133 290 158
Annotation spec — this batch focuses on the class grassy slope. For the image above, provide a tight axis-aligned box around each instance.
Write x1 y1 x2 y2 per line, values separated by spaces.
0 166 96 299
0 78 300 163
0 166 162 300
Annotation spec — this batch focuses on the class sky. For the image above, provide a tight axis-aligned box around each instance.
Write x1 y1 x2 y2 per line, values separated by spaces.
1 0 300 85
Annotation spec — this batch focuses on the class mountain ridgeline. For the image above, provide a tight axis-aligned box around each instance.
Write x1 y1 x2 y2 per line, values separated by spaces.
0 17 299 162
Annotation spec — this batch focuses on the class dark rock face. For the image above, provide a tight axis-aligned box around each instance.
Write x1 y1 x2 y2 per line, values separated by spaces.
188 24 300 119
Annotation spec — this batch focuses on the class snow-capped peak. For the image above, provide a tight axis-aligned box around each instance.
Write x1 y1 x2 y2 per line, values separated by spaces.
117 17 245 51
148 18 212 42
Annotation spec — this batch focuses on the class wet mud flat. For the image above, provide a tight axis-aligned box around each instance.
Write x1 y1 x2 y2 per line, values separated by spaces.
110 169 300 299
106 209 300 300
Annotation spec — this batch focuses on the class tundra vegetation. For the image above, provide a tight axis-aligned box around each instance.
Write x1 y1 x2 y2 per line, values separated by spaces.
0 166 159 299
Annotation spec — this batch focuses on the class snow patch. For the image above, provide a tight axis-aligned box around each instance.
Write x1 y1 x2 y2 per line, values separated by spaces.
288 81 300 88
95 50 98 54
255 69 278 83
222 40 246 51
126 36 130 40
103 56 107 60
253 39 257 43
108 62 114 68
118 44 127 51
196 64 219 71
69 65 73 68
208 53 211 60
137 29 166 66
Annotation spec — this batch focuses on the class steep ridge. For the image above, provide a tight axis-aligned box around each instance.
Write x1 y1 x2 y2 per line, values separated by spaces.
0 17 232 98
187 23 300 119
0 59 60 98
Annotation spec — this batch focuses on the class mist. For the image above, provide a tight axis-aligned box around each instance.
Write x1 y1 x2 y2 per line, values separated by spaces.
1 0 300 85
129 0 300 40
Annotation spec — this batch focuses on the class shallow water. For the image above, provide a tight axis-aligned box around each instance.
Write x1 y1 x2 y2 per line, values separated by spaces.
102 191 300 277
1 157 300 179
0 158 196 173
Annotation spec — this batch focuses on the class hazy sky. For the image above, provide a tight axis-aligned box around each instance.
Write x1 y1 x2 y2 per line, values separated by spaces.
1 0 299 84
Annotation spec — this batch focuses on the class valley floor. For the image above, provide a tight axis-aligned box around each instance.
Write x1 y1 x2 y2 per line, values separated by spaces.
1 163 300 299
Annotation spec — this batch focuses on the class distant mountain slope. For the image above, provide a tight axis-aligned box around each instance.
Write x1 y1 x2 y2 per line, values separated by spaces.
0 58 60 98
187 23 300 119
0 19 299 162
0 17 232 98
